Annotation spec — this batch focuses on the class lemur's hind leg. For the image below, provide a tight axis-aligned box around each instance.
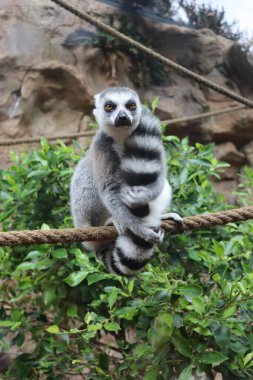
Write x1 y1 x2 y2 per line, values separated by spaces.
161 213 183 224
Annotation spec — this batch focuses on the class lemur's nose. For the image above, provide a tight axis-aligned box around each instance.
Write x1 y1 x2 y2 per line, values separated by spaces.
115 111 131 127
119 115 129 123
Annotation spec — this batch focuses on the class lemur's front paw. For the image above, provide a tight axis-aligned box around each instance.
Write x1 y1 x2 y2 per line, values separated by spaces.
121 186 149 207
105 217 125 234
132 223 164 244
161 212 183 224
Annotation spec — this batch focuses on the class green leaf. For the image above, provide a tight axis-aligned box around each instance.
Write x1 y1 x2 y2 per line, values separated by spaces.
70 328 80 334
11 309 22 322
64 271 89 287
128 279 134 294
248 335 253 350
84 312 91 325
212 240 224 258
115 307 137 320
230 340 247 353
134 343 151 358
75 250 90 267
67 305 78 318
15 262 35 271
43 287 56 306
25 250 41 259
144 365 158 380
0 207 17 222
244 352 253 367
171 335 192 358
10 321 21 331
199 351 228 365
149 313 173 348
222 305 236 319
27 169 49 177
34 259 53 270
151 96 159 112
0 320 15 327
52 248 68 259
179 284 203 297
104 322 121 331
108 288 118 309
180 167 189 184
47 325 60 334
214 325 230 349
87 273 109 285
87 323 102 332
191 297 205 315
194 326 211 336
178 365 193 380
41 223 50 230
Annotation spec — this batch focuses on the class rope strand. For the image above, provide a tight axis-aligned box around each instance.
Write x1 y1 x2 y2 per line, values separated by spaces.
1 207 253 247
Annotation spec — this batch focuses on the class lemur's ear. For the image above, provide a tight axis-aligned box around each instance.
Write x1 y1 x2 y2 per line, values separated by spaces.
93 93 101 118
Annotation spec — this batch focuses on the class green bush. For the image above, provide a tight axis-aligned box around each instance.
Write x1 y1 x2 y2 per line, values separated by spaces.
179 0 242 41
0 137 253 379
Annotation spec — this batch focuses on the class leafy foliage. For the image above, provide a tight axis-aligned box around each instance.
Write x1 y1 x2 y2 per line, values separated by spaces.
179 0 243 41
0 136 253 379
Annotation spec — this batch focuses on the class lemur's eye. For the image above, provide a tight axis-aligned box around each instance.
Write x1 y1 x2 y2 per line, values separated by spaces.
104 102 115 112
126 102 137 111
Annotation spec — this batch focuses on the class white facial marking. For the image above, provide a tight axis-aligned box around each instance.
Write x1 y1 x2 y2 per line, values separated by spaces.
93 88 142 135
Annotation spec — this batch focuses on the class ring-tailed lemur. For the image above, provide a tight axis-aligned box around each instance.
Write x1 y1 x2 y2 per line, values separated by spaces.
70 87 182 276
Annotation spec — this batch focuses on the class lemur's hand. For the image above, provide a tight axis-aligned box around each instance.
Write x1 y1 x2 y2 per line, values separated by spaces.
130 221 164 244
105 214 164 244
121 186 150 208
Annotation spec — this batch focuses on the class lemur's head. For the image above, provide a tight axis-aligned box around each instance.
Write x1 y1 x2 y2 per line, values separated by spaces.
93 87 142 133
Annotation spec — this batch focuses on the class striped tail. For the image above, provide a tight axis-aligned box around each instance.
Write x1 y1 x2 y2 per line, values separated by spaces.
97 229 154 276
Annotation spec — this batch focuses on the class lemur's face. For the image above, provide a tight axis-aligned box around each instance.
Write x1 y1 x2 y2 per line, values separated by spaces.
93 88 142 131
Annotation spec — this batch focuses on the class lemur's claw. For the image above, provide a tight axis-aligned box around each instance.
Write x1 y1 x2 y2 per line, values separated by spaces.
161 212 183 225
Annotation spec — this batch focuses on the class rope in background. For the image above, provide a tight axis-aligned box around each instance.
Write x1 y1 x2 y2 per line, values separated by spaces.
0 131 96 147
0 105 246 147
50 0 253 108
165 104 245 126
1 207 253 247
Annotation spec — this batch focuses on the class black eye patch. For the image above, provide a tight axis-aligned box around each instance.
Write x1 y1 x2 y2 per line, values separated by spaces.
126 100 137 111
104 102 116 112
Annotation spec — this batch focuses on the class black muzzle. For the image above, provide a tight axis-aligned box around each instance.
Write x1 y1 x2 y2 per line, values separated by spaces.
115 111 132 127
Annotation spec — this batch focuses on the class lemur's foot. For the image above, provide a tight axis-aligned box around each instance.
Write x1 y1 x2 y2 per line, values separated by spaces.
105 217 115 226
161 213 183 225
105 217 125 234
153 227 164 242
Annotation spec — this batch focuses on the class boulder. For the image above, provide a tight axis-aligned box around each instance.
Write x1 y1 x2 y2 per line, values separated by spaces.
214 142 246 166
241 140 253 166
214 180 238 205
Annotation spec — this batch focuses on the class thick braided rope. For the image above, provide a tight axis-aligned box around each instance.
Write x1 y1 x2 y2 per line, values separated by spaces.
1 207 253 247
50 0 253 108
0 131 96 147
